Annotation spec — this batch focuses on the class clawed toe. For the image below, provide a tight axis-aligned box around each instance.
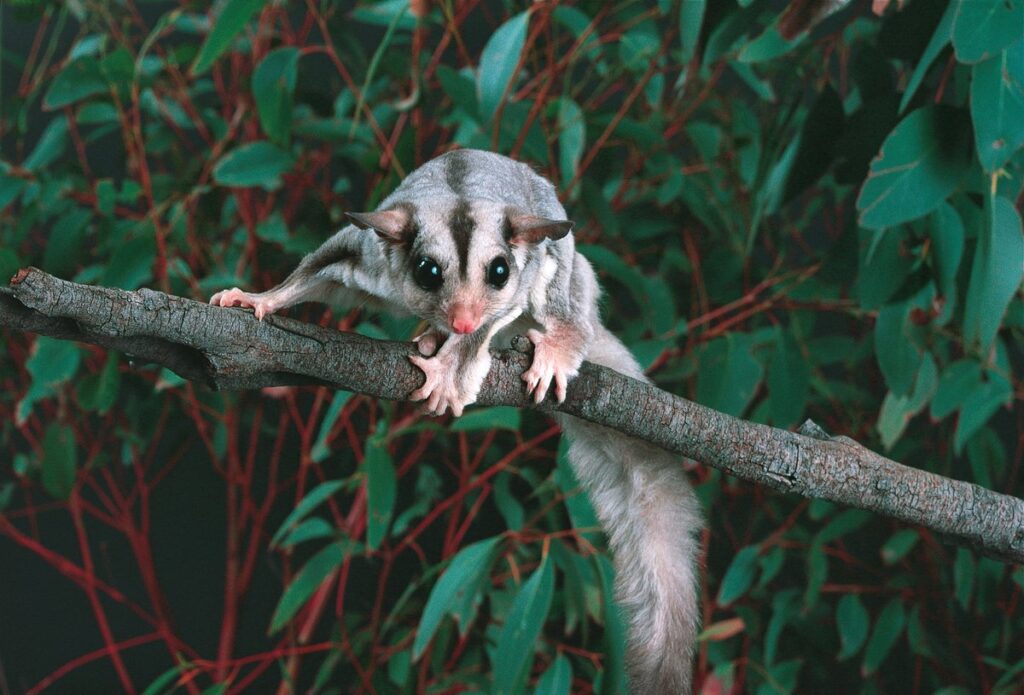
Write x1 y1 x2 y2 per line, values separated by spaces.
408 353 474 417
209 288 276 321
522 331 578 405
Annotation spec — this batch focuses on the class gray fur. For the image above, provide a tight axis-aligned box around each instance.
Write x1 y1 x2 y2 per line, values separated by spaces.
209 149 702 693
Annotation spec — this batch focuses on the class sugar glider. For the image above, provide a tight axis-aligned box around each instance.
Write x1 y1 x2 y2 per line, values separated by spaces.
211 149 702 693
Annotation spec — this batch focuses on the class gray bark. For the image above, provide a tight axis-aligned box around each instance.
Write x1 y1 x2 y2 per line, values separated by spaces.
3 267 1023 563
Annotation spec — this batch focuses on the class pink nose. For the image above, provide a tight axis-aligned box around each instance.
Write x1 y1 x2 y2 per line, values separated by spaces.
449 305 480 334
452 317 478 334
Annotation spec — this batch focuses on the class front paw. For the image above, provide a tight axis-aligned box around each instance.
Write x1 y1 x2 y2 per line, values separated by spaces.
408 354 480 417
522 328 581 404
210 287 277 321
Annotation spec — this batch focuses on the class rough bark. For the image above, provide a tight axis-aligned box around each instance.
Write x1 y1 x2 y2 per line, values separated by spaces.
3 267 1022 563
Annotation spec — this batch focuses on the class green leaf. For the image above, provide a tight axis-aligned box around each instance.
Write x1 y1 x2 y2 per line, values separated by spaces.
477 11 530 121
76 351 121 414
41 424 78 500
717 545 760 606
141 663 191 695
269 480 344 547
877 353 938 450
352 0 416 28
874 301 922 397
43 56 108 110
856 228 913 309
679 0 706 63
929 202 964 324
310 391 352 463
533 654 572 695
931 359 981 420
906 605 933 657
0 174 26 212
971 40 1024 172
365 433 395 551
277 517 336 549
955 376 1012 453
192 0 266 74
557 98 585 190
449 406 521 432
952 0 1024 64
856 106 972 230
76 102 119 125
437 65 479 118
698 617 746 643
783 84 844 204
268 541 343 633
764 589 798 664
18 338 82 425
696 334 764 417
767 327 810 428
738 24 802 64
255 211 290 244
103 235 156 290
212 141 294 190
881 529 919 565
252 47 300 144
900 1 955 113
963 195 1024 353
818 511 870 547
493 556 555 695
579 245 665 334
413 536 501 660
803 542 828 610
953 547 975 610
836 594 869 660
24 116 69 171
0 248 19 280
494 473 525 530
43 207 91 278
862 599 905 675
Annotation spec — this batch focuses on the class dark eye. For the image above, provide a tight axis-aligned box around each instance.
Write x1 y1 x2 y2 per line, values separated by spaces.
487 256 510 289
413 256 443 291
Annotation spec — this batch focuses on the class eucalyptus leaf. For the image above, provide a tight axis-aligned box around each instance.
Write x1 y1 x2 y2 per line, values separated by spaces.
192 0 266 74
413 536 501 660
493 557 555 695
213 142 295 190
268 542 344 634
857 106 972 229
478 11 530 121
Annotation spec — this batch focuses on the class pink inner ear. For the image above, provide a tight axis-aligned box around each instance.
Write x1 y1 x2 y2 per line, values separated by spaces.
345 209 409 242
508 214 574 244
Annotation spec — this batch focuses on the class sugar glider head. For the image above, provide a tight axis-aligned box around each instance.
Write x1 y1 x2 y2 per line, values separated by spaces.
346 199 572 335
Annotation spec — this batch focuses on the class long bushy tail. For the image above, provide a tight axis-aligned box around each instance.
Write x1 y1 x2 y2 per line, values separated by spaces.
558 327 702 694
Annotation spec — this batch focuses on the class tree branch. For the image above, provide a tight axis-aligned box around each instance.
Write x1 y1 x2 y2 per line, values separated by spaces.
3 268 1023 563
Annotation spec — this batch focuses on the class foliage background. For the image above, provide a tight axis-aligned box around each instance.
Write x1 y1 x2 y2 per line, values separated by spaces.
1 0 1023 693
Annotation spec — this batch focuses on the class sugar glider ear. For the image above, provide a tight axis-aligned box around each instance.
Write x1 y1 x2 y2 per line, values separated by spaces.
345 207 415 244
505 213 575 245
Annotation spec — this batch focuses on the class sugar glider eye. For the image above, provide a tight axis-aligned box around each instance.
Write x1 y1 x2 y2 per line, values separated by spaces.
413 256 443 291
487 256 510 289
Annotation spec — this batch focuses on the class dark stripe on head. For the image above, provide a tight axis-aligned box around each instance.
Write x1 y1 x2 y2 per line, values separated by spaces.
445 150 470 196
449 199 474 279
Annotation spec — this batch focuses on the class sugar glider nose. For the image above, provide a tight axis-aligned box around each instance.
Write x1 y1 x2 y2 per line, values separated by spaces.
449 304 481 334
